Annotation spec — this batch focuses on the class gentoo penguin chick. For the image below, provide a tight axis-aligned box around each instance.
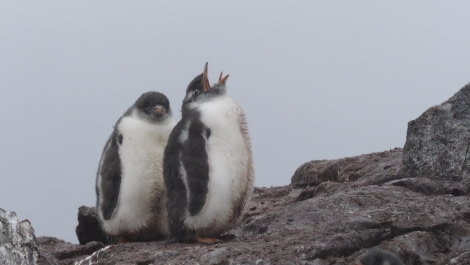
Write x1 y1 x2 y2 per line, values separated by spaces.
96 91 176 242
354 249 404 265
163 63 254 244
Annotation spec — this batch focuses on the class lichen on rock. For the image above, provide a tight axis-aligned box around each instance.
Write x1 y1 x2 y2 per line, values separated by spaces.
0 208 39 265
403 82 470 181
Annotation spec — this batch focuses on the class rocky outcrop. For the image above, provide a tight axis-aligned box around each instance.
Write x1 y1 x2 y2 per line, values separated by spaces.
0 208 39 265
32 148 470 265
37 237 104 265
403 82 470 181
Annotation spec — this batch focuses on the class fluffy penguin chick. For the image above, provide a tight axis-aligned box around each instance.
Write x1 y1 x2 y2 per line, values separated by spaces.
354 249 404 265
96 91 176 242
163 63 254 243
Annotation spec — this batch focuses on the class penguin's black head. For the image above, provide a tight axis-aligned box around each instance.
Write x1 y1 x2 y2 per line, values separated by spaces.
182 62 229 113
133 91 172 123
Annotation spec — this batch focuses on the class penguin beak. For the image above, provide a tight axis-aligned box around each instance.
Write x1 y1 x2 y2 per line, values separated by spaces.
202 62 210 92
202 62 229 91
153 105 164 114
218 71 229 84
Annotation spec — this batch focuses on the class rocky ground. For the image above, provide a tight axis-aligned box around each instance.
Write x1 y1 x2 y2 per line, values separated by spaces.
33 148 470 265
4 83 470 264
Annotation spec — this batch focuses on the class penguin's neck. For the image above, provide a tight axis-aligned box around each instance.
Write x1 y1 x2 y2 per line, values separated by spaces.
181 95 228 119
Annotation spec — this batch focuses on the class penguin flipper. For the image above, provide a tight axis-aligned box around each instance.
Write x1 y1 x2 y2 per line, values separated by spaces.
164 122 193 242
97 131 123 220
164 119 210 242
182 120 210 216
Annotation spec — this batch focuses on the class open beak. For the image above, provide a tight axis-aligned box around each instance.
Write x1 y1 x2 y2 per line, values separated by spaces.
202 62 210 92
202 62 229 91
218 71 229 84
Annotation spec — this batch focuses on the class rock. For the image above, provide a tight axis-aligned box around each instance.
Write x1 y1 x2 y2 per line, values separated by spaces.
199 247 230 265
291 148 406 187
0 208 39 265
75 206 110 245
403 83 470 181
35 148 470 264
37 236 104 265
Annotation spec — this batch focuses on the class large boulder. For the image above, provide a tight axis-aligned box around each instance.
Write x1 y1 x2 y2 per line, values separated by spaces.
0 208 39 265
403 83 470 181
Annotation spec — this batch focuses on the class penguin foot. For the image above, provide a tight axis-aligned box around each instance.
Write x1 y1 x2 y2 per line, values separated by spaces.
196 236 220 245
118 236 130 244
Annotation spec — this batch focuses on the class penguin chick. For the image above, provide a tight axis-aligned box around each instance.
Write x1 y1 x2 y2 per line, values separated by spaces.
354 249 404 265
96 91 176 242
163 63 254 244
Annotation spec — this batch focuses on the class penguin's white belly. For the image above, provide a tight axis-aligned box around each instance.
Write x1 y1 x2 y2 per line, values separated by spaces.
184 97 253 234
102 115 174 235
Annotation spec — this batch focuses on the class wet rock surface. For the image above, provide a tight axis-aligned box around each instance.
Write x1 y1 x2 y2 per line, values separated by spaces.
34 148 470 265
403 82 470 181
0 208 39 265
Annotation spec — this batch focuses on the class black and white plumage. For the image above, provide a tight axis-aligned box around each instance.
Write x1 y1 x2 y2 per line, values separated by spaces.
163 63 254 243
355 249 404 265
96 91 176 242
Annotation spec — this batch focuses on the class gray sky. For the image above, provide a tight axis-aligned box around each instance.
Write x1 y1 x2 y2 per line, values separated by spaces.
1 1 469 243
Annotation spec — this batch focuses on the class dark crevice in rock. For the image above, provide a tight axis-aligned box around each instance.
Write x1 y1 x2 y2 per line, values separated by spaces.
390 225 428 238
307 228 392 260
135 257 157 265
53 241 104 260
294 187 318 202
310 223 446 261
293 182 337 202
390 178 470 196
398 249 426 265
307 223 465 261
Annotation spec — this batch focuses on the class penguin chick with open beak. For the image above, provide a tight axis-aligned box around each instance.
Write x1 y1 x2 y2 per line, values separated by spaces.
163 63 254 244
96 91 176 242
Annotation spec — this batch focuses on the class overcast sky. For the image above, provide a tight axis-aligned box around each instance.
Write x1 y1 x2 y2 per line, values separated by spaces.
1 1 469 243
